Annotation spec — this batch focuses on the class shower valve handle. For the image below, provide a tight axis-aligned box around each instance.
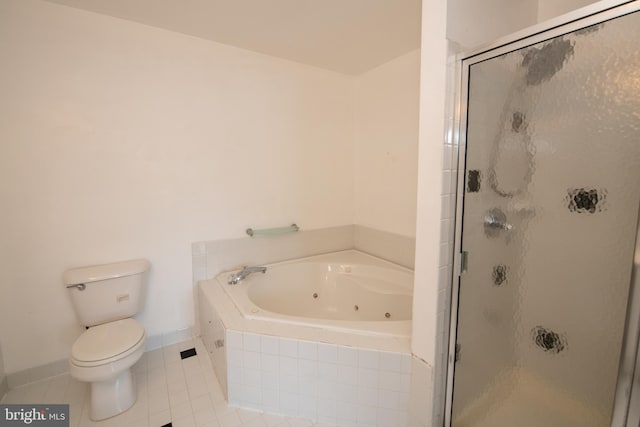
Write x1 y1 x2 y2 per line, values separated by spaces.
485 216 513 231
484 208 513 236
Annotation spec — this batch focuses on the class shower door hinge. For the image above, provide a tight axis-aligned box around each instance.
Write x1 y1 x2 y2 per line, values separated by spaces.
459 251 469 276
455 343 461 362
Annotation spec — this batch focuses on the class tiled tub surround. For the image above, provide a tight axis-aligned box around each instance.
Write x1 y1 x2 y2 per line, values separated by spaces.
225 331 411 426
198 252 414 426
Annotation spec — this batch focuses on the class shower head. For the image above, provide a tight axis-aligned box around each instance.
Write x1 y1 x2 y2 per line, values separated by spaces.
521 38 575 86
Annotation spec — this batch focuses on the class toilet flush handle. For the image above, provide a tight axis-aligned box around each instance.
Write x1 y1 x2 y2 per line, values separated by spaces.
66 283 86 291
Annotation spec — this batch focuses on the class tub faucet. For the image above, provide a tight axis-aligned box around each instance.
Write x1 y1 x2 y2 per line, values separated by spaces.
227 266 267 285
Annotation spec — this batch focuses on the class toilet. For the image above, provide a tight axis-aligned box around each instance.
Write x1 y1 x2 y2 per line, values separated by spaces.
64 258 150 421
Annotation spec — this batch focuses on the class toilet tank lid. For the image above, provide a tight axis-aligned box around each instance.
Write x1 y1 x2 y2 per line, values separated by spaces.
63 259 150 285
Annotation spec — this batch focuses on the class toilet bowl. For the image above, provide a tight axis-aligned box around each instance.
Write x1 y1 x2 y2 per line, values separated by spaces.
64 259 150 421
69 319 146 420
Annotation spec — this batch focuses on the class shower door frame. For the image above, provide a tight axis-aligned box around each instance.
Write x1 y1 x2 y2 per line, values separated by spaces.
444 1 640 426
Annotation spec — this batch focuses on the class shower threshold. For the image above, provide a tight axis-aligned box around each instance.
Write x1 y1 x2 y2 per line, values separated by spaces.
453 368 609 427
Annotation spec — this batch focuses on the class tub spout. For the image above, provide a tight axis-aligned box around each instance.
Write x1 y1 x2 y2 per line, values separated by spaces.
227 266 267 285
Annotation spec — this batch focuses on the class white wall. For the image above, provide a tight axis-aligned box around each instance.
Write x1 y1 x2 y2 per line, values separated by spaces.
447 0 538 49
412 0 449 367
538 0 599 22
0 0 355 374
447 0 602 52
354 50 421 238
0 0 423 377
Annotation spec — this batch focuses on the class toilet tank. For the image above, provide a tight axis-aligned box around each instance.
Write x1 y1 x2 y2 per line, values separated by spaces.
64 259 150 327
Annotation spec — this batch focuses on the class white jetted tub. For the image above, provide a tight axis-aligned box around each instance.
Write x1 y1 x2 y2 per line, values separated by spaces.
216 250 413 337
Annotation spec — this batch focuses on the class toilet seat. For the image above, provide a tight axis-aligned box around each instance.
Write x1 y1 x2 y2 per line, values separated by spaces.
71 318 145 367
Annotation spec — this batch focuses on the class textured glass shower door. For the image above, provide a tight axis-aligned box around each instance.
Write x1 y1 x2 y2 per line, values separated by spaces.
450 8 640 427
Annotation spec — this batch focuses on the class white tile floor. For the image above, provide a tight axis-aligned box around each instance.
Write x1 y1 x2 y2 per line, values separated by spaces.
1 339 337 427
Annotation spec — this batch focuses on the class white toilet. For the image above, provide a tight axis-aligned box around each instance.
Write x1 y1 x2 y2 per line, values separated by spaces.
64 258 150 421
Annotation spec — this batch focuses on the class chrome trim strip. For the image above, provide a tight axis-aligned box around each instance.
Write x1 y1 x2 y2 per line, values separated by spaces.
613 203 640 427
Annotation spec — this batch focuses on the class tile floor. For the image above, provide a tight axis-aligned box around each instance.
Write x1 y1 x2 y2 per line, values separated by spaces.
1 338 337 427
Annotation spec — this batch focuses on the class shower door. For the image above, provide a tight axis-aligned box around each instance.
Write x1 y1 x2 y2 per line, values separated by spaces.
449 5 640 427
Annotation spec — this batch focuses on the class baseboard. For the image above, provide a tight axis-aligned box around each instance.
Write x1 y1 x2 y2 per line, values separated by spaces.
5 327 194 390
145 327 194 351
7 358 69 390
0 375 8 402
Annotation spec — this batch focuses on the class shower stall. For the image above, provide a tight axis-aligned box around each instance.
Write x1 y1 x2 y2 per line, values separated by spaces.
446 2 640 426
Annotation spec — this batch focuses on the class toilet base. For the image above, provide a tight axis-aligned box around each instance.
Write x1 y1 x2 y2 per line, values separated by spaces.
90 369 137 421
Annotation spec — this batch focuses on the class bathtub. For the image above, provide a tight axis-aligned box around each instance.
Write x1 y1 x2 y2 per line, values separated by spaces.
216 250 413 337
198 250 414 422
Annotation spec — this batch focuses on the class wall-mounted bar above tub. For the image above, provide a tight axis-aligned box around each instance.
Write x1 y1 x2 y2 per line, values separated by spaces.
246 223 299 237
